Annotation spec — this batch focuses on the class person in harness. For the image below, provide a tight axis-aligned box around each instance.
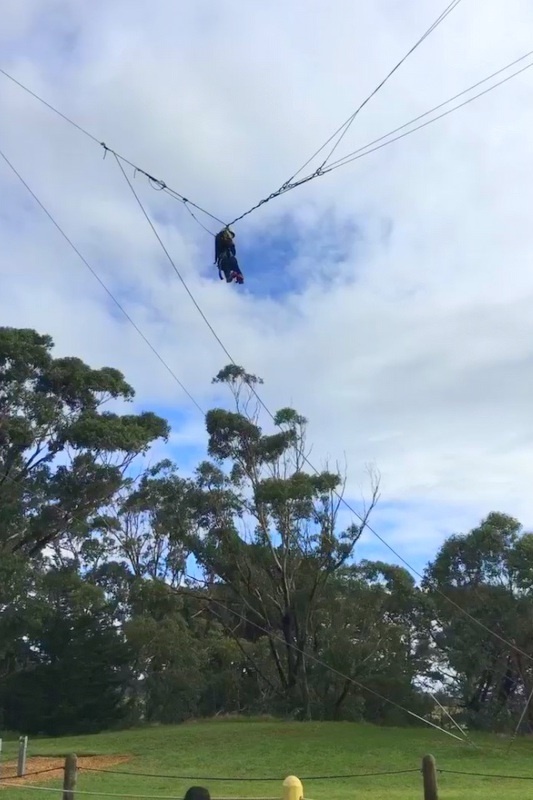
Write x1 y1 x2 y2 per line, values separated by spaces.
214 228 244 284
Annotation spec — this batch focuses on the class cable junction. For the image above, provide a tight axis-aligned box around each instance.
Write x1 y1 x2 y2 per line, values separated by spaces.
227 48 533 225
2 41 531 232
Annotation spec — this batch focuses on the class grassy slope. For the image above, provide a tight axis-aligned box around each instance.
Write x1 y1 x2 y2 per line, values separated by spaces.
1 720 532 800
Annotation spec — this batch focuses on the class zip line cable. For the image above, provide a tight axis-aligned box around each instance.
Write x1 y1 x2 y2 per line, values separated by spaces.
0 158 523 737
203 588 477 748
3 0 460 193
1 57 531 706
0 68 101 146
506 682 533 752
2 44 530 232
0 67 226 233
0 462 467 749
112 152 235 360
227 48 533 225
0 145 205 416
320 0 463 166
322 57 533 174
113 146 533 666
416 676 472 743
100 142 226 229
227 0 463 226
4 132 527 675
1 92 530 757
3 52 533 659
293 0 464 180
2 58 531 662
325 48 533 169
182 574 468 743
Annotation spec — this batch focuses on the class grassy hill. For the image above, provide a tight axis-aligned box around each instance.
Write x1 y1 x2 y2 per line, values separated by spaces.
1 720 532 800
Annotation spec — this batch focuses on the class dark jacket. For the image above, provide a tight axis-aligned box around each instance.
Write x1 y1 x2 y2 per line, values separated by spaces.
215 231 236 262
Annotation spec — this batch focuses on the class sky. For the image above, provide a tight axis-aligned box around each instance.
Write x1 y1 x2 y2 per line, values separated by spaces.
2 0 533 577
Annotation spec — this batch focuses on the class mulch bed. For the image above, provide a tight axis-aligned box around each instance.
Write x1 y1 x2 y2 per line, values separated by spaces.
0 755 131 788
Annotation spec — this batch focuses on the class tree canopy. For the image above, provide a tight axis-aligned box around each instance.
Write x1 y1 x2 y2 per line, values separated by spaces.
1 326 531 736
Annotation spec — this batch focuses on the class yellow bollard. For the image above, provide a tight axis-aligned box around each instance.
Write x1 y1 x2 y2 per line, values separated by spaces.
283 776 304 800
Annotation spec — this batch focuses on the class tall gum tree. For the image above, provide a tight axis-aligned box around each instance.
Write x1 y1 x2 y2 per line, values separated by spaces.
186 365 379 717
0 327 169 556
424 512 533 730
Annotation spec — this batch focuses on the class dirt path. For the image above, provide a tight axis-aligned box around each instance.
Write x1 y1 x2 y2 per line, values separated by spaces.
0 755 131 788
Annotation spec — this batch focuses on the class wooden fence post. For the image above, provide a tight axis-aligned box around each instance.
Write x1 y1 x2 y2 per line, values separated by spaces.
0 737 3 779
63 754 78 800
422 755 438 800
283 776 304 800
17 736 28 777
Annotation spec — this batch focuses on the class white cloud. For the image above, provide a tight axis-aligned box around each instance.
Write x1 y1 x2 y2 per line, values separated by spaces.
2 0 533 568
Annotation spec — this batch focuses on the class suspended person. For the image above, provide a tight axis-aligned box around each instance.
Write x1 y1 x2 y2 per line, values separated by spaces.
214 228 244 284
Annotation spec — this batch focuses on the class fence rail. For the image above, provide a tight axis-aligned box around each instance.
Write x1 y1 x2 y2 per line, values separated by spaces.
78 767 421 781
2 750 533 799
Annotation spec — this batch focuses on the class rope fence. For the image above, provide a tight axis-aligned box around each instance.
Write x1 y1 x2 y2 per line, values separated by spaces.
79 767 420 781
1 753 533 800
1 771 64 781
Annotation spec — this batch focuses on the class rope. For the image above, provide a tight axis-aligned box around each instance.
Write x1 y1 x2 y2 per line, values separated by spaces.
439 768 533 780
81 769 280 782
3 768 533 794
226 48 533 226
0 769 63 780
314 0 464 170
3 120 531 746
321 58 533 175
0 785 275 800
265 0 462 192
4 35 533 718
0 412 467 742
506 683 533 752
80 767 419 781
181 575 466 744
107 109 533 671
0 68 101 145
101 52 533 235
303 769 419 779
0 402 468 746
227 0 463 226
182 202 217 237
101 145 226 229
325 48 533 170
416 677 474 746
112 152 238 363
0 67 225 233
0 428 522 751
1 0 460 235
3 47 530 233
0 144 205 417
0 783 275 800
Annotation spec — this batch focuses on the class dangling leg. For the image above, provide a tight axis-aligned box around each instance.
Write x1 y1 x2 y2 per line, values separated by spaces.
218 255 233 282
227 255 244 284
232 265 244 284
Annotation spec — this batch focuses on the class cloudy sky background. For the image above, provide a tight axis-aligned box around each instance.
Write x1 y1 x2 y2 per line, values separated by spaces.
2 0 533 575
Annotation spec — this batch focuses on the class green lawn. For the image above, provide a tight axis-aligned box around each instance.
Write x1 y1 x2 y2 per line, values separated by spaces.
1 720 532 800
